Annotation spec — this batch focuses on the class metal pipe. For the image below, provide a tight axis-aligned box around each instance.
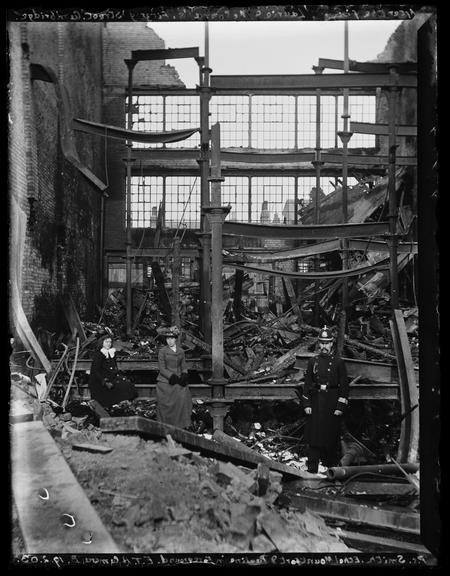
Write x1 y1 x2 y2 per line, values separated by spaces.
125 59 136 336
327 462 419 480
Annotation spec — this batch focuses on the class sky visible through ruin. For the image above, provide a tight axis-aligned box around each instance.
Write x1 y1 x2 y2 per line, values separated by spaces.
130 20 403 229
147 20 402 87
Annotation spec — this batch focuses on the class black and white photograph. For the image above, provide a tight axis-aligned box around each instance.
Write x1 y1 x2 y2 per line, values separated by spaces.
7 4 439 568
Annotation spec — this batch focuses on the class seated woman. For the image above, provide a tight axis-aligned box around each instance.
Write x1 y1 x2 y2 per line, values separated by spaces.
88 334 138 409
156 326 192 429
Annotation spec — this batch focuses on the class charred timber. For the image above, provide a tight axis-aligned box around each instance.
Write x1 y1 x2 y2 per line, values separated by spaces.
327 463 419 480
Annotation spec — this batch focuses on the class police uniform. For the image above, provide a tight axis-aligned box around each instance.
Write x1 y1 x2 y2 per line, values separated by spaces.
302 327 349 473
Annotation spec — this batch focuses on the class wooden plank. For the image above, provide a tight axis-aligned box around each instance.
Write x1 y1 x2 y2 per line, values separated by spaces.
338 529 430 554
350 121 417 137
11 421 120 553
318 58 417 75
59 358 206 372
287 492 420 535
11 279 52 374
393 310 420 463
61 294 87 343
100 416 308 480
295 353 411 384
131 47 199 61
282 277 303 324
71 443 113 454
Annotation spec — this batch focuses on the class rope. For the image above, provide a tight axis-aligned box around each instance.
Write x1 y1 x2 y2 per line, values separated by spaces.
173 177 197 243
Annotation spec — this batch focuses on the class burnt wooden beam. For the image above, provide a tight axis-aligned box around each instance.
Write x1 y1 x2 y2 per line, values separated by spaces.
318 58 417 75
287 492 420 535
131 47 199 61
350 121 417 137
100 416 307 480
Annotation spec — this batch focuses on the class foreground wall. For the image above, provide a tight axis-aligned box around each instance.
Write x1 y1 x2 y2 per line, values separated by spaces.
8 22 104 335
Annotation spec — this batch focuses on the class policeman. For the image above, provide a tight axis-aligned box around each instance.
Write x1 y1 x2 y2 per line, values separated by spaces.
302 326 349 474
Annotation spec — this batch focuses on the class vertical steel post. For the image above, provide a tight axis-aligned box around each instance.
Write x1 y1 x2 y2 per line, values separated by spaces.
205 123 230 400
197 22 212 344
312 65 324 326
337 22 353 317
172 236 181 327
125 59 137 336
388 67 399 309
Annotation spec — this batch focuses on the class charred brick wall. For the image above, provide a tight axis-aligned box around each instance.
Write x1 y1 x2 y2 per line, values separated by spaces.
8 22 104 335
375 14 430 156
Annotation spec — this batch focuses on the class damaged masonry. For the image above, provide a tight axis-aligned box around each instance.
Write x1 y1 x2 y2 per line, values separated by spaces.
8 15 439 563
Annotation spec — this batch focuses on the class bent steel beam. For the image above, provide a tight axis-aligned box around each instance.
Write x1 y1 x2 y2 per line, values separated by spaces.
223 220 389 239
211 73 417 91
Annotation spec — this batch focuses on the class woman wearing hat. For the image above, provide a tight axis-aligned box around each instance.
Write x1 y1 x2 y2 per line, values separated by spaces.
156 326 192 429
301 326 349 475
88 334 138 409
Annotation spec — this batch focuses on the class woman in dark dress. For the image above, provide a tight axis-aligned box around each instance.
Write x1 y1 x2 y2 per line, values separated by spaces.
156 326 192 429
88 335 138 409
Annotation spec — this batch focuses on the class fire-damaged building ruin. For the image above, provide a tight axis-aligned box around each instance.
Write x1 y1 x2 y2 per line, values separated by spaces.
8 11 439 563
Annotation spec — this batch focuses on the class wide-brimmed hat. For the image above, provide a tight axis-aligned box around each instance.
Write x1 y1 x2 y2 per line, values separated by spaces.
157 325 180 339
96 328 114 347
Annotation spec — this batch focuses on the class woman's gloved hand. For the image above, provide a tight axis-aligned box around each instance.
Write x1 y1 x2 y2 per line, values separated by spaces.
179 373 189 387
169 374 179 386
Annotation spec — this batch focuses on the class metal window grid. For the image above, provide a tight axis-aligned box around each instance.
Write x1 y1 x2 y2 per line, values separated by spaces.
222 176 249 222
210 95 250 147
130 96 164 149
165 176 201 229
128 176 163 228
165 95 200 149
251 176 296 223
251 95 296 149
130 93 376 150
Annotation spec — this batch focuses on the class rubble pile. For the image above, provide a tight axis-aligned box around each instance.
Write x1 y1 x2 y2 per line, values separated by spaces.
64 432 352 553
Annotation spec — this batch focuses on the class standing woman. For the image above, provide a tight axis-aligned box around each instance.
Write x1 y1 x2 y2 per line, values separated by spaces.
156 326 192 429
88 334 138 409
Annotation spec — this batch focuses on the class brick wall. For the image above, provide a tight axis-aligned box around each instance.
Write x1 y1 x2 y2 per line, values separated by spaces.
375 15 428 156
102 23 184 254
8 22 104 336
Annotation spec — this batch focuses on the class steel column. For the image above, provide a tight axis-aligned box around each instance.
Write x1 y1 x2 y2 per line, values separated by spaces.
337 23 353 351
125 59 137 336
205 123 231 423
312 65 324 326
198 22 212 344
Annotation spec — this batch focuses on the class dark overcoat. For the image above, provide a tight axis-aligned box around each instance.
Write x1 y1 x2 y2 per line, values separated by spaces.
156 345 192 428
302 353 349 448
88 349 137 409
